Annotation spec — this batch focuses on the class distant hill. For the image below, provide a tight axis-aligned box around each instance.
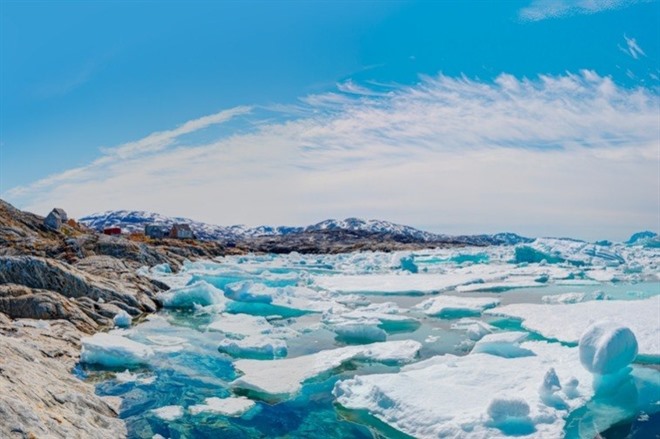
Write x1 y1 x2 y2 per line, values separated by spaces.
79 210 533 246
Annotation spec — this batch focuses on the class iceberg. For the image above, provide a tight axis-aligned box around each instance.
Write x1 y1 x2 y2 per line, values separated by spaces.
232 340 421 398
157 281 228 309
81 333 154 367
485 296 660 358
579 321 638 375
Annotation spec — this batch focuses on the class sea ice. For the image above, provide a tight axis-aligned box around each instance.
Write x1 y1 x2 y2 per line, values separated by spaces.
207 313 274 339
333 341 593 438
189 396 256 417
312 272 495 294
151 405 184 421
330 319 387 342
232 340 421 398
541 293 587 304
450 318 495 341
471 332 533 358
81 333 154 367
414 295 500 317
485 296 660 358
157 281 227 309
218 336 288 359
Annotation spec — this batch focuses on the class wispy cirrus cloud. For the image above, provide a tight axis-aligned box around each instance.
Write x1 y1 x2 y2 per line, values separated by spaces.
519 0 645 21
4 72 659 240
619 35 646 59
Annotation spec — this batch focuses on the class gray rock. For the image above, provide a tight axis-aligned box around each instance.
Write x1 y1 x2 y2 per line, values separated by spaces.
44 208 67 231
0 284 98 333
0 320 126 438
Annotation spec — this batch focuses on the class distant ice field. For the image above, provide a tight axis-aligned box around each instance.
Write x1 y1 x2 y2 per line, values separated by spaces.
80 239 659 438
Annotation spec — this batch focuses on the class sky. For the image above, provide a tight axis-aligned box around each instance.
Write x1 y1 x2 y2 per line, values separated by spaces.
1 0 659 241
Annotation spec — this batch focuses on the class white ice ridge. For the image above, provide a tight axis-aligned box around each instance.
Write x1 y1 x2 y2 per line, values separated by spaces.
232 340 421 398
218 336 288 358
414 295 500 316
189 396 256 417
81 333 154 367
334 341 593 439
485 296 660 357
157 281 228 309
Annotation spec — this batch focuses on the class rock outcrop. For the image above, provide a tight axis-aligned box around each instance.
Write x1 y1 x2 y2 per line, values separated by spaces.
0 318 126 438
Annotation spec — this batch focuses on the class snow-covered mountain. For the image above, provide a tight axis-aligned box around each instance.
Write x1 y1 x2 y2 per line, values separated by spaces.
78 210 532 245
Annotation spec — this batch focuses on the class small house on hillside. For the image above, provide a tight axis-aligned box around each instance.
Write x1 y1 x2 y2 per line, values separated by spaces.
103 227 122 236
44 208 68 231
145 224 168 239
170 223 194 239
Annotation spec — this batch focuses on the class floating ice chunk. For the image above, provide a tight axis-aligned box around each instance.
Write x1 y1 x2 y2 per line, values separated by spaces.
542 293 586 304
225 281 273 303
334 341 593 438
232 340 421 398
450 318 495 341
218 336 287 359
81 333 154 367
579 321 638 375
151 405 184 421
115 369 156 385
456 279 544 293
332 319 387 342
113 310 132 328
189 396 256 417
158 281 227 309
208 313 273 338
485 296 659 358
415 295 500 317
472 332 533 358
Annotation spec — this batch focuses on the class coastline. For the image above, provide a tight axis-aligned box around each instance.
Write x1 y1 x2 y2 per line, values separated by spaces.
0 200 453 438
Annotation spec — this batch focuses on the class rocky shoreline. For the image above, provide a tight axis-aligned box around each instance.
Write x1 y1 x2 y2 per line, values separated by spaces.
0 200 467 438
0 200 237 438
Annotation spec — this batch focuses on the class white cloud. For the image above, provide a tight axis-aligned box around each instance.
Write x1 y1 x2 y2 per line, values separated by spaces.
519 0 644 21
3 71 659 241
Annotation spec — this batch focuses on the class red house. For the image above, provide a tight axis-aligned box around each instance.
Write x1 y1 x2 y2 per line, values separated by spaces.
103 227 122 236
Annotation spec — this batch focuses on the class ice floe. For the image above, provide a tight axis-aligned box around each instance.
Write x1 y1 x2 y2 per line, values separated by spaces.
151 405 184 421
158 281 227 309
189 396 256 417
81 333 154 367
232 340 421 398
414 295 500 317
486 296 660 358
333 341 593 438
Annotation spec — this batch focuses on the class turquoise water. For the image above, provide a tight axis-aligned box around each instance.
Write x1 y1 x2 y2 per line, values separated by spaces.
79 253 660 438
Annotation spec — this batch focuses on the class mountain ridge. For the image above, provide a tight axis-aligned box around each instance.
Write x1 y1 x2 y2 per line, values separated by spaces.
79 210 534 246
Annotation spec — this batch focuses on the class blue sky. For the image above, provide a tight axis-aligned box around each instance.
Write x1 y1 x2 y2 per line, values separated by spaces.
1 0 659 240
